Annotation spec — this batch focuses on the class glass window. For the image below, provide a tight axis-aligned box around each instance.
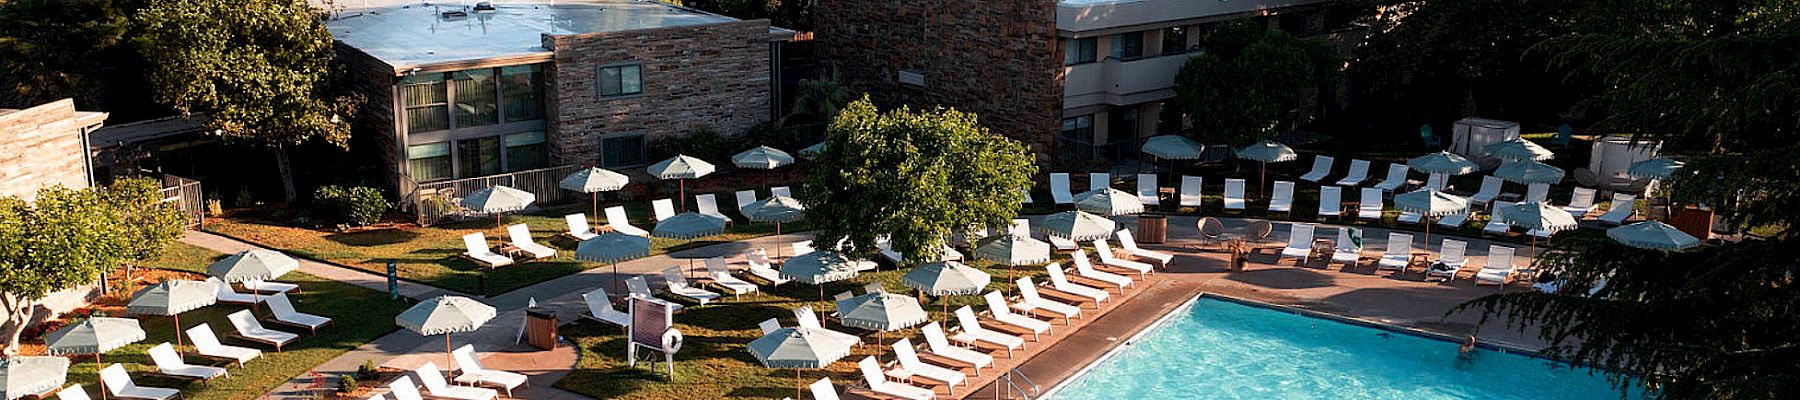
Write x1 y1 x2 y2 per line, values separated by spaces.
1110 32 1143 60
504 131 549 171
402 74 449 133
452 69 499 127
600 133 647 168
597 64 644 97
501 65 545 122
1061 115 1095 143
1109 108 1140 141
456 136 502 178
1162 26 1188 55
406 142 452 181
1063 37 1096 66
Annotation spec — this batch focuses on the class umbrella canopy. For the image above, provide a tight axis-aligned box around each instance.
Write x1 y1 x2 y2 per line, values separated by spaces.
574 233 652 263
1073 188 1145 216
206 249 298 283
1234 139 1297 163
1484 139 1555 161
1498 202 1580 233
0 356 68 400
396 295 496 336
747 327 855 369
126 280 216 316
1494 159 1566 184
1393 189 1470 217
1140 135 1204 160
902 261 993 295
743 196 806 223
647 155 716 180
798 142 828 159
1608 221 1701 250
972 235 1051 266
559 167 630 193
1628 158 1684 180
44 318 144 356
1039 211 1117 241
834 292 929 331
778 251 867 285
1407 151 1478 175
460 185 537 213
651 212 727 239
732 146 796 170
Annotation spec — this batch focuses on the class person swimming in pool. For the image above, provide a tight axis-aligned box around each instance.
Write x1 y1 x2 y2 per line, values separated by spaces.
1455 335 1480 370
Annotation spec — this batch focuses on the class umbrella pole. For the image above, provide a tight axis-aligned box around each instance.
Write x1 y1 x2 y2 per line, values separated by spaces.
593 192 600 221
612 262 621 295
679 179 688 212
1259 162 1268 200
446 333 454 375
796 369 803 400
776 223 783 259
1424 217 1433 247
97 353 106 400
174 313 183 351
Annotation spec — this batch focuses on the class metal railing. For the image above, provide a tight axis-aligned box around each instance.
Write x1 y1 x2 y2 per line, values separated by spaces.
406 164 584 226
158 174 205 229
996 368 1040 399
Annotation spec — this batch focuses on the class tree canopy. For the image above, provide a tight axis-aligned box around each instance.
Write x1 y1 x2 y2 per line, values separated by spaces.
1173 19 1340 145
0 187 128 354
801 96 1037 265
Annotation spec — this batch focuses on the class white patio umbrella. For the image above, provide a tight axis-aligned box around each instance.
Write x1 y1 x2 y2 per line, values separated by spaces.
126 280 217 351
396 295 497 371
560 167 629 219
0 356 68 400
1484 139 1555 161
1236 139 1298 198
798 142 828 159
1407 151 1478 175
1039 211 1117 241
743 196 806 258
45 318 144 400
461 185 537 249
1073 188 1144 216
1141 135 1205 160
1498 202 1581 263
779 251 869 301
647 155 716 211
206 249 299 310
1627 158 1684 180
902 260 993 313
1393 189 1470 244
748 326 855 400
1607 221 1701 250
732 146 796 170
1494 159 1566 184
576 232 653 294
835 291 929 349
653 212 728 278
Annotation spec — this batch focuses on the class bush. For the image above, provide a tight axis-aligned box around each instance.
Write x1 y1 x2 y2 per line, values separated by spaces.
356 360 380 380
336 375 357 393
311 185 388 227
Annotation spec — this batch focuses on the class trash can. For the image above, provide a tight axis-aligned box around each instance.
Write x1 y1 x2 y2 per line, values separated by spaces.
525 307 558 350
1138 214 1167 244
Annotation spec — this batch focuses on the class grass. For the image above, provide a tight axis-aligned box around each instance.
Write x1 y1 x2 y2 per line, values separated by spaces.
47 241 411 400
206 198 803 295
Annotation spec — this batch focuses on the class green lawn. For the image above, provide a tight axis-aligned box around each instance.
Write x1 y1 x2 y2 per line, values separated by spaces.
52 241 410 400
206 199 803 295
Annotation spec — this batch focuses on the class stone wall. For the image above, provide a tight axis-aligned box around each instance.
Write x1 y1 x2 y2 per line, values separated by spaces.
543 20 773 165
814 0 1064 163
336 45 403 194
0 99 99 201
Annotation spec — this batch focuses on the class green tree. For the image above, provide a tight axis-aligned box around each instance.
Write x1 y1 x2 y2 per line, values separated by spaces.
1341 0 1581 123
105 177 190 266
135 0 359 201
0 0 137 109
1172 19 1339 145
801 97 1037 265
0 186 131 354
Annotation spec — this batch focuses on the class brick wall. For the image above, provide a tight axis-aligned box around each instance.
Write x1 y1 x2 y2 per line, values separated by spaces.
336 45 402 193
814 0 1064 163
543 20 773 165
0 99 96 201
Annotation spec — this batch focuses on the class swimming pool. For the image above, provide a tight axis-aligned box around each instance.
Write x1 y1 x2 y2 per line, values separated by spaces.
1046 296 1632 399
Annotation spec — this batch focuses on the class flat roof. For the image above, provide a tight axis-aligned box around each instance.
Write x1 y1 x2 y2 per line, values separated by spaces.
327 0 772 71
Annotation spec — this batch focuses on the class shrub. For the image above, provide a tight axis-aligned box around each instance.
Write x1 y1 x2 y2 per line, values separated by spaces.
312 185 388 227
356 360 380 380
336 375 357 393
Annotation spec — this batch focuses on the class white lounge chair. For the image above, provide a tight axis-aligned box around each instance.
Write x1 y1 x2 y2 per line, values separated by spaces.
1114 230 1172 267
704 257 758 298
1091 240 1151 277
1135 174 1159 205
1045 234 1078 251
1375 232 1413 272
99 364 178 400
240 278 298 295
1268 181 1295 214
1425 172 1449 191
226 309 296 351
771 186 792 198
1484 202 1515 235
695 193 732 224
186 323 259 367
1043 263 1107 304
208 277 264 305
661 267 721 306
461 233 513 268
743 249 790 286
1071 250 1132 290
920 322 992 374
265 293 331 333
451 345 527 397
1397 210 1423 224
1336 159 1371 186
563 213 599 241
1563 187 1598 218
1088 172 1110 192
1469 176 1504 206
580 288 631 327
809 377 842 400
1525 182 1550 203
1357 187 1384 220
1299 155 1334 182
55 384 90 400
1178 176 1203 207
1050 173 1075 204
1474 245 1519 285
1317 186 1344 218
506 224 555 259
793 306 860 345
387 376 425 400
949 306 1023 357
1014 277 1079 323
1329 228 1362 266
1597 193 1636 225
1425 239 1470 281
415 361 497 400
889 338 966 392
1374 163 1409 192
1437 210 1471 227
734 190 759 218
604 206 648 236
1279 223 1317 265
148 342 226 381
651 198 676 222
624 276 682 312
1223 179 1247 210
982 291 1051 340
857 356 935 400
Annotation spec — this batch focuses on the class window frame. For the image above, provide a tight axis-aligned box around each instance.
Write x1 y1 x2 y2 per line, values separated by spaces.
598 131 650 168
1161 26 1189 55
595 63 645 98
1063 37 1097 66
1109 32 1144 60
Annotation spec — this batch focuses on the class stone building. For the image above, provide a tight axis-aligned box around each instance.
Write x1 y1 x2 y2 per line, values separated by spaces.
0 99 107 201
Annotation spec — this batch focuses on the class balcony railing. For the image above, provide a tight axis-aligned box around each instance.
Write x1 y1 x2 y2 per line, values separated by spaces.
405 164 584 226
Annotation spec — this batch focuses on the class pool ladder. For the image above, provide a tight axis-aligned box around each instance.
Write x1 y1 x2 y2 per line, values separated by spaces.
996 368 1040 399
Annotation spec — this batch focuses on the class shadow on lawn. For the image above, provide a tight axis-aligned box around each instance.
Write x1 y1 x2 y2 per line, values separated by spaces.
324 228 421 247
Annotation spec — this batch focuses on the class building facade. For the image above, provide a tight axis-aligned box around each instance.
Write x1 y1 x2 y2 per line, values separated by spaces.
0 99 107 201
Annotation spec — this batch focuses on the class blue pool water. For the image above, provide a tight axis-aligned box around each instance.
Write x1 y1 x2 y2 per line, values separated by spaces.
1050 297 1632 399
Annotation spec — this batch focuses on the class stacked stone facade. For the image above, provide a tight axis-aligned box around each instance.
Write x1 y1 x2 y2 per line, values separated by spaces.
814 0 1063 162
0 99 101 201
337 46 401 192
543 20 773 165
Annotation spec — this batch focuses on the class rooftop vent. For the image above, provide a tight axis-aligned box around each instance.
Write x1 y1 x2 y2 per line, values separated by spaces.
440 8 468 20
473 2 495 12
